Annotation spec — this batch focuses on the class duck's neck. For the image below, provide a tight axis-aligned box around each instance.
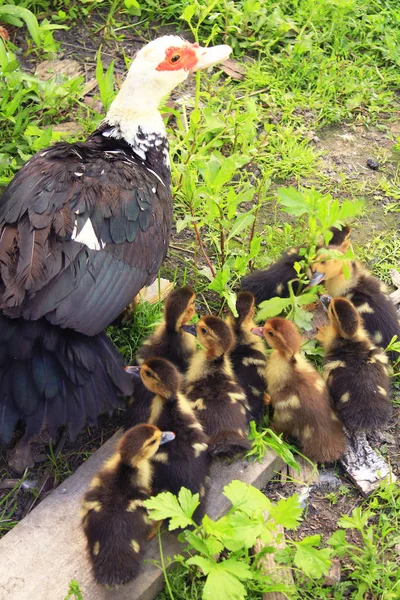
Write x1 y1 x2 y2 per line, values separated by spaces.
103 77 170 179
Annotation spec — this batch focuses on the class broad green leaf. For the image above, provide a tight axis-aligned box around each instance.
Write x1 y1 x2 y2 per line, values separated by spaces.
220 557 252 580
144 491 194 530
0 6 41 46
256 296 292 320
227 213 255 241
187 555 215 575
296 291 318 306
223 512 264 550
268 494 302 529
182 530 211 556
292 305 314 330
294 536 332 579
178 487 200 519
327 529 347 553
181 4 196 25
337 507 372 530
223 288 238 317
203 563 248 600
277 187 309 216
223 480 270 515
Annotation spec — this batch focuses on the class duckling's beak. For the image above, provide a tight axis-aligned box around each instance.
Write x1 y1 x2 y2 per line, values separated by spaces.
310 270 326 286
159 431 175 445
125 365 141 383
251 326 264 338
182 324 197 336
125 365 140 376
320 294 332 312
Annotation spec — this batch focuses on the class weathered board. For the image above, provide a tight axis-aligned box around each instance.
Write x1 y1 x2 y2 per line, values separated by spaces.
0 432 283 600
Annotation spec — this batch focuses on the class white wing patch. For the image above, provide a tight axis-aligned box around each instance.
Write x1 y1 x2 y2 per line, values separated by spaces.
72 218 104 250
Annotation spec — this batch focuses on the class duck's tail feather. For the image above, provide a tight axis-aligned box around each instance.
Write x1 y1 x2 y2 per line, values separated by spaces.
0 314 133 443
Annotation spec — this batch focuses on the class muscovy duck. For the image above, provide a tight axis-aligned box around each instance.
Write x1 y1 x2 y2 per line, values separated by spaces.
0 36 231 443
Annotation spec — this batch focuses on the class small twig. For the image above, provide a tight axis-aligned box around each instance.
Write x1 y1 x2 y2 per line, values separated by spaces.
236 87 269 101
169 243 195 255
193 221 216 278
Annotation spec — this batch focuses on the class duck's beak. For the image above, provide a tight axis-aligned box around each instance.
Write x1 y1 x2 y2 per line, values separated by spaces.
160 431 175 445
310 270 326 286
191 44 232 72
320 295 332 312
182 324 197 336
251 326 264 338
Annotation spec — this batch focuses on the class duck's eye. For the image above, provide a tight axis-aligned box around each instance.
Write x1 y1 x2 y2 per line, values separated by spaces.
200 327 207 335
145 370 152 377
268 331 274 337
149 439 157 445
170 53 181 64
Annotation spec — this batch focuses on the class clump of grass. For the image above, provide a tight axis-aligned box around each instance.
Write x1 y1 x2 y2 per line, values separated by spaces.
106 300 164 364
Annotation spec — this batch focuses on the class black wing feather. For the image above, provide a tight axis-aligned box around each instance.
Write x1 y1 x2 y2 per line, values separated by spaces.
0 133 172 336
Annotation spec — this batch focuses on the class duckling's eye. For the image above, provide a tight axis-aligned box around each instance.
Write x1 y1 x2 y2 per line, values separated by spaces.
268 331 274 337
170 53 181 64
200 327 207 335
145 370 152 377
149 439 157 445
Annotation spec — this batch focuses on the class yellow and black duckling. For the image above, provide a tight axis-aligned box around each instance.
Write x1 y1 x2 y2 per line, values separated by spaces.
319 296 392 431
140 357 210 516
310 237 400 362
137 286 197 371
253 317 346 463
124 286 197 429
227 291 268 425
81 424 175 586
241 225 351 304
185 315 251 458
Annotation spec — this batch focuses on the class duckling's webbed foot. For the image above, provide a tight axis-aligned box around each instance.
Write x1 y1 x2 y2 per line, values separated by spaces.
340 428 395 496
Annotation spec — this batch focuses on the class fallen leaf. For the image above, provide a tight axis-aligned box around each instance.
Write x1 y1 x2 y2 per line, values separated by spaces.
35 59 82 81
220 58 246 80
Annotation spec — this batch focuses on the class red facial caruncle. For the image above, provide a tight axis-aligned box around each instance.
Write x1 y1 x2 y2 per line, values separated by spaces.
156 43 199 72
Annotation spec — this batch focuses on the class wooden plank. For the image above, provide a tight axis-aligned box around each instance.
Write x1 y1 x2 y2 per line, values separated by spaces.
0 433 283 600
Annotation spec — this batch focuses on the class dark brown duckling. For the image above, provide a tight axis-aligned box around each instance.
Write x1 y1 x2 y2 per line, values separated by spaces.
241 225 351 304
124 286 197 429
81 424 175 586
318 296 392 431
227 291 268 425
310 238 400 362
185 315 251 458
253 317 346 463
140 357 210 515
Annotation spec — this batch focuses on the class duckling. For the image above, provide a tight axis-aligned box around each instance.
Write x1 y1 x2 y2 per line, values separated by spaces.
124 286 197 429
310 238 400 362
185 315 251 458
140 357 210 511
253 317 346 463
81 424 175 586
227 291 268 425
137 286 197 371
319 296 392 431
241 225 351 304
